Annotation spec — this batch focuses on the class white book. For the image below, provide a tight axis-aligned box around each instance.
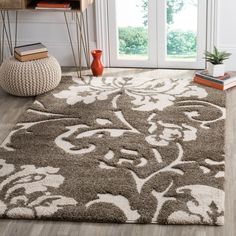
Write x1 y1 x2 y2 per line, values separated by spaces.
14 43 47 56
35 7 71 11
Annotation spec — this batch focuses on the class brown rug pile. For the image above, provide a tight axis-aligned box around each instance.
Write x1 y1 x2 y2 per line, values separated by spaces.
0 74 226 225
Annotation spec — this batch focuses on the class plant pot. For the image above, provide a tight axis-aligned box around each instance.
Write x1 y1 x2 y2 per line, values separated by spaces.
208 63 225 77
91 50 104 77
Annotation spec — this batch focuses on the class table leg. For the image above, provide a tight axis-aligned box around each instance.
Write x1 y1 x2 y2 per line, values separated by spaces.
15 11 18 48
64 11 80 78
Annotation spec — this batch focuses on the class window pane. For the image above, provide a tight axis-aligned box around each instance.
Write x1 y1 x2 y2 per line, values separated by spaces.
166 0 198 61
116 0 148 60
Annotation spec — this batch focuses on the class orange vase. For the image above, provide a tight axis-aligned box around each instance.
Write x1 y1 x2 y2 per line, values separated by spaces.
91 50 104 77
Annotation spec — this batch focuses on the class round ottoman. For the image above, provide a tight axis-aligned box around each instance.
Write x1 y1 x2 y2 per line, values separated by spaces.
0 56 61 96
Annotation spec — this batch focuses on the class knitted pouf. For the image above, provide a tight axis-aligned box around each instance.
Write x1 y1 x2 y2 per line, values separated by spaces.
0 56 62 96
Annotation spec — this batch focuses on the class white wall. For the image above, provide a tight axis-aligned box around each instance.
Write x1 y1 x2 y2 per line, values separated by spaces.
1 5 97 67
1 1 235 70
217 0 236 70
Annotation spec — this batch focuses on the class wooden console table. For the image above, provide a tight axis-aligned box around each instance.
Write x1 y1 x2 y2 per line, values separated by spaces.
0 0 94 77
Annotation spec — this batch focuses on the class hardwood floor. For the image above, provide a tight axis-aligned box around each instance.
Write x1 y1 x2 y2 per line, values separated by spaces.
0 68 235 236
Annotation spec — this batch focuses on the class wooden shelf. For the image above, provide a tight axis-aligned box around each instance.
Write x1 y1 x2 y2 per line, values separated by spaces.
0 0 93 12
0 0 24 9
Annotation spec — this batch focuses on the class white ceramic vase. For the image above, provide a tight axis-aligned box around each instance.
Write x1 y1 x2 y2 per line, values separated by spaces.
208 63 225 77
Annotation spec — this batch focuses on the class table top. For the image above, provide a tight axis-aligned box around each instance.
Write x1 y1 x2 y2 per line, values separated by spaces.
0 0 94 12
0 8 83 13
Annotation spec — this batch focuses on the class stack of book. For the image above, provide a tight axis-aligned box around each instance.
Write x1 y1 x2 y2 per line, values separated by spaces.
35 1 71 10
194 71 236 91
14 43 48 62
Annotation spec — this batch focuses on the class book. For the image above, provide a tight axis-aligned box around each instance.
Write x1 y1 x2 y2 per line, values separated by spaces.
35 7 71 10
14 51 48 62
196 70 236 85
36 2 70 8
14 43 47 56
194 76 236 91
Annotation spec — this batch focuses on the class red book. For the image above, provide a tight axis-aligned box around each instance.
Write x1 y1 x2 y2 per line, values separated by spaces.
195 71 236 85
194 76 236 91
37 2 70 8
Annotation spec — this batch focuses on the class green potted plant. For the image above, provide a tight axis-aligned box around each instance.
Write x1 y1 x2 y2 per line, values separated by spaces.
204 46 231 77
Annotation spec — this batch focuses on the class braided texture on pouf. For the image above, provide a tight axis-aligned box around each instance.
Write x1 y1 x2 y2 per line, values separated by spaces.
0 56 61 96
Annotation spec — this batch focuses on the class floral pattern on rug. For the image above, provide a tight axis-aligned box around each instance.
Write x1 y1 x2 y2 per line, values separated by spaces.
54 76 208 111
0 159 77 219
0 73 226 225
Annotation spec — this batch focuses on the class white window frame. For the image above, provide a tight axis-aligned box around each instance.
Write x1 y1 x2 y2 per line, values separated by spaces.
157 0 207 69
107 0 157 68
95 0 219 69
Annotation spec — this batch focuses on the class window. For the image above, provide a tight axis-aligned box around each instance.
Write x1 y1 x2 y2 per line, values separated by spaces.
107 0 207 69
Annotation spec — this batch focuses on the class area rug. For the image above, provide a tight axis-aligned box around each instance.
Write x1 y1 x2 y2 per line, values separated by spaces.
0 73 226 225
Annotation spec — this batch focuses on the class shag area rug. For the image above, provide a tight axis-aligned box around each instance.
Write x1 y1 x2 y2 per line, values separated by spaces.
0 74 226 225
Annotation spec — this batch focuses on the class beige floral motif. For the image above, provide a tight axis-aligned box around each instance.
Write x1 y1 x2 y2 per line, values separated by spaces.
54 76 207 111
168 185 225 225
0 159 77 218
54 83 119 105
146 120 197 147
